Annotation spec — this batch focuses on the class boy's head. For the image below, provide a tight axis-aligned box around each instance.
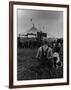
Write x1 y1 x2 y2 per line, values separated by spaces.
43 40 48 45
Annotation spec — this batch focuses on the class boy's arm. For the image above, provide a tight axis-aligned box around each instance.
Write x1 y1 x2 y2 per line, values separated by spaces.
36 47 41 60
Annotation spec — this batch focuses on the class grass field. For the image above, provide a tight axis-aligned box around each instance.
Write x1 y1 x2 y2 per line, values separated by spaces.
17 47 63 80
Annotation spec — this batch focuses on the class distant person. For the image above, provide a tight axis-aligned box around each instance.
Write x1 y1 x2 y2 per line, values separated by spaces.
53 41 61 53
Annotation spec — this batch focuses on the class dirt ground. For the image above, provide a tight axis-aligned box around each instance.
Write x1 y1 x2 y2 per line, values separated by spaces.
17 48 63 80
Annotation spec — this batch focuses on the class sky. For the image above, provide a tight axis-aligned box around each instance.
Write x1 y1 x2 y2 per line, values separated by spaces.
17 9 63 38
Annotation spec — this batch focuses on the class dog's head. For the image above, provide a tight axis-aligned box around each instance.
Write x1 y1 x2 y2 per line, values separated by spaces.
57 61 62 67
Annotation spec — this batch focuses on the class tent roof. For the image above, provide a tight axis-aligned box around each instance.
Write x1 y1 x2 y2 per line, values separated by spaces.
27 24 40 33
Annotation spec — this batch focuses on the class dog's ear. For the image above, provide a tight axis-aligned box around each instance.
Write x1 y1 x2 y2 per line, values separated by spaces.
57 61 62 67
53 57 58 61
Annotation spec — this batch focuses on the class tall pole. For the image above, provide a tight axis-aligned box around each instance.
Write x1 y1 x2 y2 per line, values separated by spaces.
30 18 34 27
